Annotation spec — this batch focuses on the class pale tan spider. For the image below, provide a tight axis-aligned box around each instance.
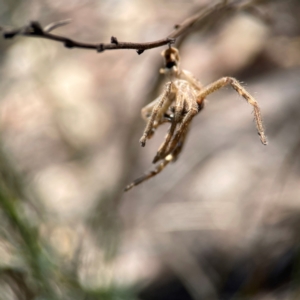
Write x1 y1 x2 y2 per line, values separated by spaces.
124 47 267 191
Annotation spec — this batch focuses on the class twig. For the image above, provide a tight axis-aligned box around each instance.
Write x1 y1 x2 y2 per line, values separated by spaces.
0 1 233 55
168 0 227 39
1 21 175 55
43 18 72 33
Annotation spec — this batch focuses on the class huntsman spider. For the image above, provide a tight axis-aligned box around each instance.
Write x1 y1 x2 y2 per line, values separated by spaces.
124 47 267 191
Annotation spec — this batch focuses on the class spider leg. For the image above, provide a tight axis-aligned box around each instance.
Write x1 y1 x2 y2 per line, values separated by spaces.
139 82 176 147
174 88 185 123
153 83 195 163
197 77 267 145
169 124 190 162
152 88 186 163
124 128 188 192
141 96 170 122
141 97 173 140
152 121 177 163
124 154 174 191
165 107 198 157
141 96 161 122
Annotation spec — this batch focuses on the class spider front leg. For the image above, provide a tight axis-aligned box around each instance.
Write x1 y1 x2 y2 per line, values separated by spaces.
124 127 189 192
164 107 198 158
139 82 176 147
151 87 189 163
140 96 169 139
197 77 267 145
153 81 200 163
124 154 174 191
154 82 200 160
152 121 177 163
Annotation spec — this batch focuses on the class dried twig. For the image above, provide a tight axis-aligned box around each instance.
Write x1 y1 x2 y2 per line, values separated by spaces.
1 20 175 55
43 18 72 33
168 0 227 39
0 1 234 54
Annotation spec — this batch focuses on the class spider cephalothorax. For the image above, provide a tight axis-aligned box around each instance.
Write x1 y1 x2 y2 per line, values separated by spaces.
124 47 267 191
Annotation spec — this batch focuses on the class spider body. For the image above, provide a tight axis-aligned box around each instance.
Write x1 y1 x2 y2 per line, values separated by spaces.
124 47 267 191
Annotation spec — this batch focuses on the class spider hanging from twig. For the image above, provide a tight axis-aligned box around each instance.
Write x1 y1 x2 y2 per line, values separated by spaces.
124 46 267 191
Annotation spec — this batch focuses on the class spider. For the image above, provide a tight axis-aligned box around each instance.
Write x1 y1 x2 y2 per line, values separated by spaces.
124 47 267 191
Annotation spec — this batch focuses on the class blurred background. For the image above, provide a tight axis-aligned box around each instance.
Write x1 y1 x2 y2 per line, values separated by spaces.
0 0 300 299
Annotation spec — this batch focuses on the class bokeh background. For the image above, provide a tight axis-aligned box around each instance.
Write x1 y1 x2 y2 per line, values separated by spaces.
0 0 300 299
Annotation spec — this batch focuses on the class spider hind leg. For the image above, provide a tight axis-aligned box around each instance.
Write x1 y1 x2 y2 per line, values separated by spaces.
196 76 267 145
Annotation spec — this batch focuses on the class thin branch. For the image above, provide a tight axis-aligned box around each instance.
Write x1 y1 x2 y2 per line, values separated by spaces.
43 18 72 33
0 1 236 55
168 0 227 39
1 20 175 55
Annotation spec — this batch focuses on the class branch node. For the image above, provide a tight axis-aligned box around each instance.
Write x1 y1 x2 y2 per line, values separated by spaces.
136 49 144 55
3 30 18 39
174 24 180 29
110 36 118 44
29 21 44 35
64 39 74 48
97 44 105 52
